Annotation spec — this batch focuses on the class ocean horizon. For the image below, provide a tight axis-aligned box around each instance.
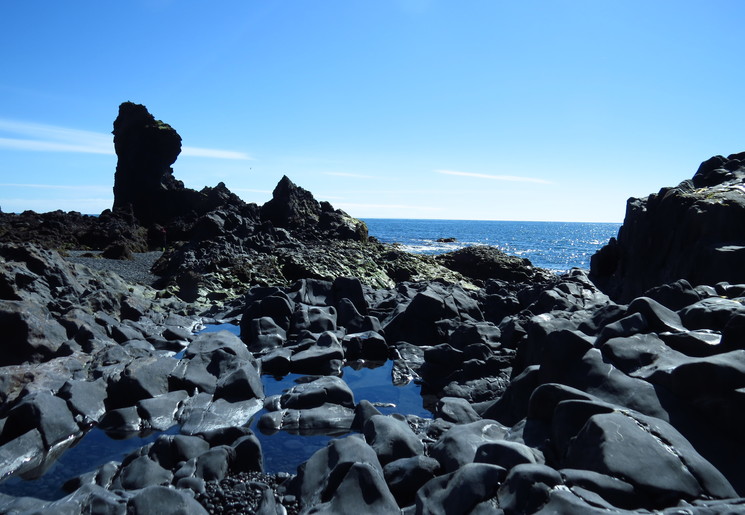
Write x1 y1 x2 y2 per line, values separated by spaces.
362 218 621 274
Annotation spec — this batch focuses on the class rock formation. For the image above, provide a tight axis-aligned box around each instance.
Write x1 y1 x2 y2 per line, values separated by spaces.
436 245 554 285
261 175 369 241
112 102 197 225
0 102 546 303
591 151 745 301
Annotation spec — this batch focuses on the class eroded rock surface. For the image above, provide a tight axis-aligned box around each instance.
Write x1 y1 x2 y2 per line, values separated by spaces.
591 151 745 301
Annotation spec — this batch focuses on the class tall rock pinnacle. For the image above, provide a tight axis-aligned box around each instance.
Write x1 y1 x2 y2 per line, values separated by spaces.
112 102 184 224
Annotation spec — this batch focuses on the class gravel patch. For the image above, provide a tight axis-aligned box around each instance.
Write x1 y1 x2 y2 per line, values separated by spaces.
196 472 300 515
65 250 162 286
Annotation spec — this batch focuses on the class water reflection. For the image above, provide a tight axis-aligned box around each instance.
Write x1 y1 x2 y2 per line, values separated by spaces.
0 425 180 500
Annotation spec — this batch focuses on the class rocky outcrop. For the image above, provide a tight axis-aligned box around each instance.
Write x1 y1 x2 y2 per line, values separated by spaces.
590 151 745 301
0 103 546 303
261 175 368 242
0 208 150 252
112 101 198 225
436 245 553 286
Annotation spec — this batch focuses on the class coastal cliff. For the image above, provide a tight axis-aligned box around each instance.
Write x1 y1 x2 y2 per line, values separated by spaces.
591 151 745 302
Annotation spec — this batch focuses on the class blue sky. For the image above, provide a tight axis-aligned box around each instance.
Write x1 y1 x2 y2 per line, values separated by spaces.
1 1 744 222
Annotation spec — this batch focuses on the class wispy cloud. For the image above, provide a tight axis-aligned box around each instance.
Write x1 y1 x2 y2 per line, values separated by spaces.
0 118 252 160
322 172 375 179
0 183 109 192
437 169 552 184
181 147 252 160
335 202 442 211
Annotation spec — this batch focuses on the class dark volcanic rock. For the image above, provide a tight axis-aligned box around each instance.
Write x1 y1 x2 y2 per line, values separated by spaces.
0 300 69 365
0 391 80 448
112 101 192 225
591 151 745 301
416 462 506 515
436 245 553 285
261 175 368 242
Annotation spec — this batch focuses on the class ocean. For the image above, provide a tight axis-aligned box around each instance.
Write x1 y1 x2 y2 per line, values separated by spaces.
362 219 622 274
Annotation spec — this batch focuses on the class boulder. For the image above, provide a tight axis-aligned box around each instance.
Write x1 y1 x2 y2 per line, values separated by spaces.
562 411 737 506
679 297 745 331
286 434 382 508
497 463 563 514
179 397 263 435
193 446 234 481
0 429 45 480
429 419 509 473
0 300 69 365
137 390 188 430
341 331 389 361
213 365 264 403
106 356 178 409
126 485 208 515
383 455 440 507
560 468 648 510
0 391 80 448
289 345 344 375
384 284 483 346
416 462 506 515
278 375 354 410
302 462 399 514
148 434 210 470
435 396 482 424
58 378 108 425
436 245 552 284
231 433 263 472
362 414 424 465
113 455 173 490
257 404 355 435
473 439 544 470
98 406 142 434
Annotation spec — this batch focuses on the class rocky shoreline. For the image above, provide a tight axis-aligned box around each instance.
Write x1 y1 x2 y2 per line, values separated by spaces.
2 103 745 513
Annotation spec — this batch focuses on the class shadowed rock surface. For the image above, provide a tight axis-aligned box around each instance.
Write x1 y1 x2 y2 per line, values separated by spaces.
436 245 554 285
591 151 745 302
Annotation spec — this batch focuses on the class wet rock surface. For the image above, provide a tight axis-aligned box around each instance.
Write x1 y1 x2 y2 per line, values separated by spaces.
3 104 745 513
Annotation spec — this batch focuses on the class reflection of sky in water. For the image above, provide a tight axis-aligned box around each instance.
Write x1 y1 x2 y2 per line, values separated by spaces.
251 359 432 475
0 425 180 501
189 325 433 473
0 323 433 496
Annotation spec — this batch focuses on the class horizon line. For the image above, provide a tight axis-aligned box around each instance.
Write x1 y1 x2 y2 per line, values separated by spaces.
0 206 622 225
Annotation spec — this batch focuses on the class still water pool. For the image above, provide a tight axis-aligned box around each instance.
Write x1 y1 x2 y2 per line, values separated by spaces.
0 324 431 499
